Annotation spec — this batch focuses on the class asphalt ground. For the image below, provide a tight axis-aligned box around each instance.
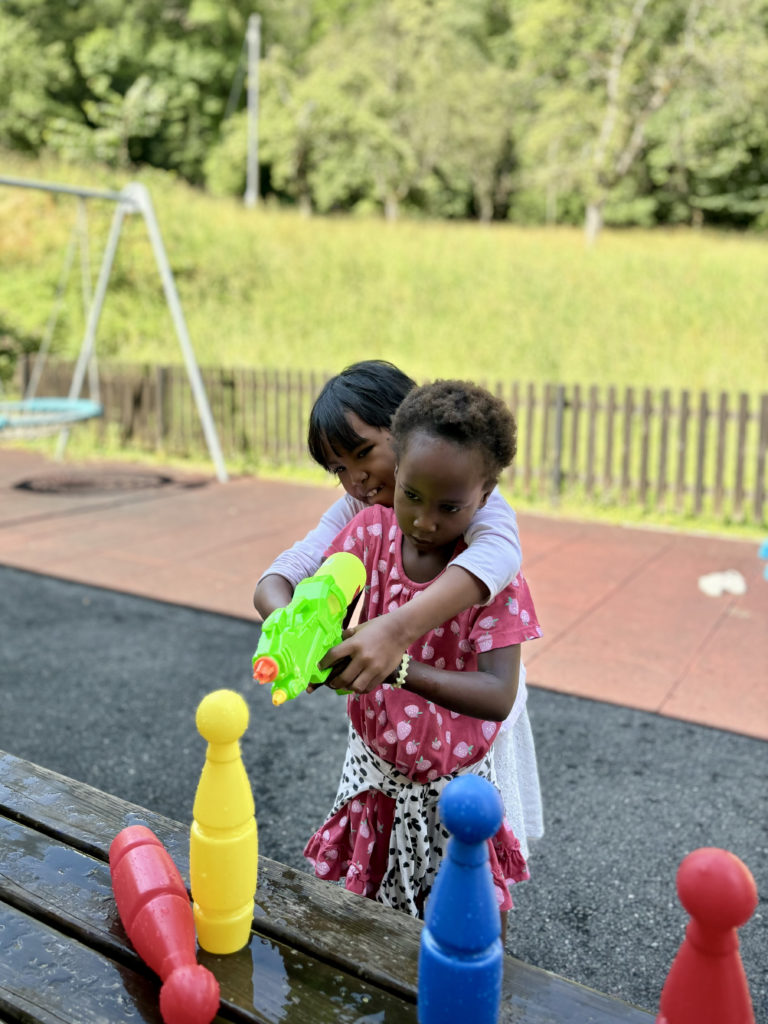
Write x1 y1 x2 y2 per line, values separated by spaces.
1 565 765 1016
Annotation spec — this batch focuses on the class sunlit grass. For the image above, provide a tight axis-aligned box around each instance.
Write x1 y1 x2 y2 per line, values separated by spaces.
2 152 767 538
2 151 767 398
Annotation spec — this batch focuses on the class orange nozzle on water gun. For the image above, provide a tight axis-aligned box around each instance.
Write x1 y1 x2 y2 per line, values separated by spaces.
253 655 289 704
252 655 279 685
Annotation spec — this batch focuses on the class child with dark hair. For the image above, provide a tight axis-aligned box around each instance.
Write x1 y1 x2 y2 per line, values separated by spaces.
255 360 521 691
254 361 543 862
306 359 416 479
303 378 541 925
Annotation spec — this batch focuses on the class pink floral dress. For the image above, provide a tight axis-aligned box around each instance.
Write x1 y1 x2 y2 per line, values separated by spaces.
304 505 542 914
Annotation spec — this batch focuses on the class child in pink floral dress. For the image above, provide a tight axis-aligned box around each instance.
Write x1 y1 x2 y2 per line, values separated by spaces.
304 379 541 920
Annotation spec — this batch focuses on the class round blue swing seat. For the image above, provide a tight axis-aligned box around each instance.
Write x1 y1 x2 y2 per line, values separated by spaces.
0 398 103 439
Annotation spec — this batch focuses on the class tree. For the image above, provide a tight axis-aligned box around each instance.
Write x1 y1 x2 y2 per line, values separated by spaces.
512 0 710 241
254 0 516 219
5 0 768 228
256 47 322 213
644 0 768 227
436 62 516 221
0 8 73 152
1 0 254 181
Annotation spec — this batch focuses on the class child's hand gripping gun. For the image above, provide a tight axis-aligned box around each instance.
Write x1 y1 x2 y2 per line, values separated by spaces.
252 551 366 706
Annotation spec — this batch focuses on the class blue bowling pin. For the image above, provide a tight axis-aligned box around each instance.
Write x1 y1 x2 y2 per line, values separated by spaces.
418 774 504 1024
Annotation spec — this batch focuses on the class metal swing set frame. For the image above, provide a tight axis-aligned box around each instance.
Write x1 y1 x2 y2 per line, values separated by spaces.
0 176 228 482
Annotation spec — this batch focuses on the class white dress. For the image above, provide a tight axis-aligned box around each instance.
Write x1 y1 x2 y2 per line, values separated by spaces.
494 663 544 860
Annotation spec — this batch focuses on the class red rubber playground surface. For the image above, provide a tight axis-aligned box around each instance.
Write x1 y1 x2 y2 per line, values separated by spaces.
1 447 766 741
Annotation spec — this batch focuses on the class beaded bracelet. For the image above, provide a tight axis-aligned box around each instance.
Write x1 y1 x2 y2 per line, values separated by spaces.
392 652 410 689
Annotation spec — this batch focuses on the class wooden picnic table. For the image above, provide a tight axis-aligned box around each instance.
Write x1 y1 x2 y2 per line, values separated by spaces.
0 749 654 1023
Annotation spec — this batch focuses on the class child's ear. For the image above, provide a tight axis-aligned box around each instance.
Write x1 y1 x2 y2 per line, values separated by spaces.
478 486 493 509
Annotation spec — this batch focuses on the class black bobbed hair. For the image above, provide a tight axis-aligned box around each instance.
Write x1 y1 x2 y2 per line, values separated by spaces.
308 360 416 469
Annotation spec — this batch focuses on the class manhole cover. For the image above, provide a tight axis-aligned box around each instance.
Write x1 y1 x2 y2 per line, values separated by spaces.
14 471 174 496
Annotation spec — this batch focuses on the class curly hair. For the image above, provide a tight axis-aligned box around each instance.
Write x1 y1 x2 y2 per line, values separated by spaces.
307 360 416 468
391 379 517 486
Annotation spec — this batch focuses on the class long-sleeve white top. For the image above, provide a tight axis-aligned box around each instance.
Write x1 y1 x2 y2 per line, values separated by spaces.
258 487 521 602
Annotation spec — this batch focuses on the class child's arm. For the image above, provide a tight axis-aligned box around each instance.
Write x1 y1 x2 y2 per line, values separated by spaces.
355 644 521 723
320 565 487 690
451 488 522 600
320 489 521 691
253 573 294 618
253 494 362 619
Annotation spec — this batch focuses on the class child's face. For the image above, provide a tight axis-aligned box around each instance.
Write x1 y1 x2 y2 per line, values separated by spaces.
320 411 397 507
394 431 491 556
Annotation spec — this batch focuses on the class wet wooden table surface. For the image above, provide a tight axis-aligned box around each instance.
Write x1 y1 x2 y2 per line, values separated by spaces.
0 749 653 1023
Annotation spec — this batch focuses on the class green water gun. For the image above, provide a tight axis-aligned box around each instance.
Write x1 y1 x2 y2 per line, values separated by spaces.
252 551 366 706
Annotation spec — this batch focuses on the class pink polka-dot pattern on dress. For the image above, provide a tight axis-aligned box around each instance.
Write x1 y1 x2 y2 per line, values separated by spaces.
305 504 541 911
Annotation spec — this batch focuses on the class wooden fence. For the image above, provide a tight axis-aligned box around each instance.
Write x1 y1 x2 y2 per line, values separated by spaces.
18 357 768 526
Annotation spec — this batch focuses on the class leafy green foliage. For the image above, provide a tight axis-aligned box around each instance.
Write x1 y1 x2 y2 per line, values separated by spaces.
2 0 768 230
0 313 41 386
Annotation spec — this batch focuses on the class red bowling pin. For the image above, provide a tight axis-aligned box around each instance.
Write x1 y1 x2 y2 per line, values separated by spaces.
657 847 757 1024
109 824 220 1024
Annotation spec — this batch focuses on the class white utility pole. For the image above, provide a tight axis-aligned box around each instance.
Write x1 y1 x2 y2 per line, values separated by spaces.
244 13 261 208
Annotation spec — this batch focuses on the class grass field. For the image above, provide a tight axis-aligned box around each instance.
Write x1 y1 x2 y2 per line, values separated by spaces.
1 152 767 399
2 154 767 538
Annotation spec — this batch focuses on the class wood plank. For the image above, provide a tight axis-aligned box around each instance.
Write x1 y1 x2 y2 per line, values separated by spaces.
137 366 152 448
674 389 690 513
271 368 280 463
0 751 653 1023
0 901 169 1024
250 366 260 456
155 365 168 449
585 385 598 496
754 394 768 523
0 816 416 1024
284 368 292 462
508 380 519 488
620 387 633 500
119 366 132 444
220 368 234 455
713 391 728 515
656 388 671 509
603 385 616 492
524 382 535 495
540 383 552 495
295 369 305 459
171 365 185 454
570 383 581 487
260 368 270 461
694 391 708 515
734 392 749 519
235 365 247 454
638 388 652 505
551 385 565 502
180 365 193 455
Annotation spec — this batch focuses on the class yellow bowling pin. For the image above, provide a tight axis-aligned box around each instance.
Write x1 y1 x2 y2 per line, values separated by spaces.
190 689 258 954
